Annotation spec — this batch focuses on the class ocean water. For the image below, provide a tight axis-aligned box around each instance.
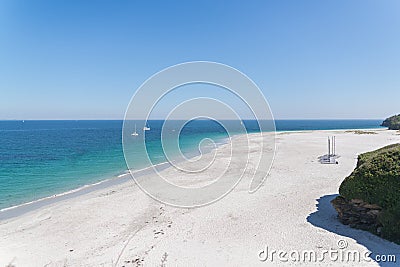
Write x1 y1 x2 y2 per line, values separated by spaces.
0 119 383 209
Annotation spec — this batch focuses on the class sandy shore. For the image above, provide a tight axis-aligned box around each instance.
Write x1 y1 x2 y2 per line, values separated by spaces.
1 129 400 266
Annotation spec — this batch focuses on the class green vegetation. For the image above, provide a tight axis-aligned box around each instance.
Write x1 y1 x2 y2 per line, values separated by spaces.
381 114 400 130
339 143 400 244
345 130 377 135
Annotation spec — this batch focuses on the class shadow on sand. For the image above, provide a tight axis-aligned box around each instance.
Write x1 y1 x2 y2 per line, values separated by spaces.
307 194 399 266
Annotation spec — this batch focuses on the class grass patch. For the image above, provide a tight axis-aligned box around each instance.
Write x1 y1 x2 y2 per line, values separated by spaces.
345 130 377 135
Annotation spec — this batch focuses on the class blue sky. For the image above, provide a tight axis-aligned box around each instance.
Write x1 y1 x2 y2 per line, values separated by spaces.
0 0 399 120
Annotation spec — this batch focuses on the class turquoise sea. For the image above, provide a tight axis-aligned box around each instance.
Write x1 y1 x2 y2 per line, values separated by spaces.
0 119 383 210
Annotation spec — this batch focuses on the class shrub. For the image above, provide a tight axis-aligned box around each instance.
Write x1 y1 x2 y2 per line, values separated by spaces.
339 143 400 244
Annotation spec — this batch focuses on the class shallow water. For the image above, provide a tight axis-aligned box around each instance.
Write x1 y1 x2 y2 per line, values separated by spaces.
0 119 383 209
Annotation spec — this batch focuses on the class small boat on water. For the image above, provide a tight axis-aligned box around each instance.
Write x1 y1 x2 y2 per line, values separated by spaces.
131 125 139 136
143 123 150 131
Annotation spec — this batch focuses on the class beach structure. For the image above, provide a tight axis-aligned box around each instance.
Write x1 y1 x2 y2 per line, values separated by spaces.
319 136 338 164
328 136 336 156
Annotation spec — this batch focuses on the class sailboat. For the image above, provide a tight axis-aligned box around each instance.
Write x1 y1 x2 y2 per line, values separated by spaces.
131 124 139 136
143 123 150 131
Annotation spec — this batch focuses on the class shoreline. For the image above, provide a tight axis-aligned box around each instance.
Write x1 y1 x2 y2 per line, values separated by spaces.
0 161 173 221
1 128 399 266
0 134 233 220
0 127 389 221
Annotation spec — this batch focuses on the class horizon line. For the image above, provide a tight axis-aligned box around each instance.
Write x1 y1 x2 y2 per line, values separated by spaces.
0 118 386 121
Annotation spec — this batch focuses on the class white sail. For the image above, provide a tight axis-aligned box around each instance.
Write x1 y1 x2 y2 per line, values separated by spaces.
131 124 139 136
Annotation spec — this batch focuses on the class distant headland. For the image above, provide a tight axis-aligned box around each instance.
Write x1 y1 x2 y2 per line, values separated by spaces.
382 114 400 130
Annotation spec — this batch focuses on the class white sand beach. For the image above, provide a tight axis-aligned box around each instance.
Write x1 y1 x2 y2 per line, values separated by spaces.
1 129 400 266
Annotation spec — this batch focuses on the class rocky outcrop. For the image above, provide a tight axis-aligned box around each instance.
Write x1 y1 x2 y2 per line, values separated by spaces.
381 114 400 130
331 196 383 235
332 143 400 244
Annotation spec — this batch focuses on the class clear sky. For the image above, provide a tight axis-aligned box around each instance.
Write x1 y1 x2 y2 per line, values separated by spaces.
0 0 399 120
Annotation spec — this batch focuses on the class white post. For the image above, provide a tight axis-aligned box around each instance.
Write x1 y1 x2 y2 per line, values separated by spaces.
334 136 336 156
328 137 331 157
